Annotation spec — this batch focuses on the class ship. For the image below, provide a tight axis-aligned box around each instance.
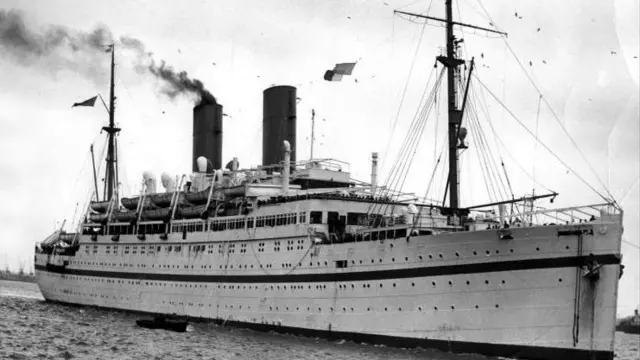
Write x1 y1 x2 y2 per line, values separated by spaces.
616 309 640 335
34 2 624 360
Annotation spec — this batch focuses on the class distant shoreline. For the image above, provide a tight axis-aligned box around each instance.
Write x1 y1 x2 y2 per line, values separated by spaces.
0 270 36 283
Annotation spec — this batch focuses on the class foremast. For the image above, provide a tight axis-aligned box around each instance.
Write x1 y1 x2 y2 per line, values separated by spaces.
395 2 505 211
103 44 120 203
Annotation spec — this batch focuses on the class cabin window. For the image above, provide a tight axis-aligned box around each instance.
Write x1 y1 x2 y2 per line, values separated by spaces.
247 218 254 228
299 212 307 224
335 260 348 269
310 211 323 224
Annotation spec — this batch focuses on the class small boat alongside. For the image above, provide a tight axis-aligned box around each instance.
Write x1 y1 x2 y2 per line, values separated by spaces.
135 316 188 332
616 309 640 334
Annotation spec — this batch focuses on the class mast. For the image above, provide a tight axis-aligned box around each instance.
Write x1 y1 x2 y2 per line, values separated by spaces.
443 0 462 209
102 44 120 202
394 2 506 211
90 144 99 201
310 109 315 160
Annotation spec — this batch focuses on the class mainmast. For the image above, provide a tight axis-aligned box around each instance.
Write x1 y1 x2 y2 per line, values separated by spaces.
103 44 120 202
395 1 506 210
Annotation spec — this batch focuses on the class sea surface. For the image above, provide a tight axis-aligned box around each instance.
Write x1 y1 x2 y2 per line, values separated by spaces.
1 280 638 360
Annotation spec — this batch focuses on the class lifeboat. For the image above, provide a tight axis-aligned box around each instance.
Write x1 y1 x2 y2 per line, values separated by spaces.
149 192 186 207
180 204 214 219
141 208 173 221
121 197 156 211
89 213 108 223
113 211 137 222
90 200 111 213
184 187 211 204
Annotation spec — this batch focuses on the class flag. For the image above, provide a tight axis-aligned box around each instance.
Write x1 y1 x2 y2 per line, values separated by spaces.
104 44 114 53
324 70 343 82
333 62 356 75
323 62 356 81
72 96 97 108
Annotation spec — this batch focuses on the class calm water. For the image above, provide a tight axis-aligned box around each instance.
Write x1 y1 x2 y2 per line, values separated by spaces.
1 280 638 360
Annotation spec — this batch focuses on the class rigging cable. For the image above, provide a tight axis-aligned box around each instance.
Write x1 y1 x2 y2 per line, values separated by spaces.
464 81 509 202
473 74 611 203
533 94 542 193
372 68 446 216
381 5 431 171
474 0 616 205
473 82 555 194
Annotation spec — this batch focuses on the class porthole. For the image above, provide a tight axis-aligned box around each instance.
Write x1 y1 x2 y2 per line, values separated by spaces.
466 280 470 285
509 249 514 253
428 254 433 259
536 247 540 251
431 281 436 287
496 250 500 254
418 306 422 311
405 257 408 261
384 307 388 311
411 282 415 287
418 255 423 261
485 250 490 255
392 258 395 262
438 253 443 259
455 252 460 257
379 283 383 288
475 305 479 309
451 305 455 310
558 278 563 282
485 280 489 285
448 281 453 286
473 251 477 255
495 304 499 308
434 306 438 311
501 280 506 284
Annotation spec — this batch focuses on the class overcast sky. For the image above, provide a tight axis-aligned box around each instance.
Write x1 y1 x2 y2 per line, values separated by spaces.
0 0 638 314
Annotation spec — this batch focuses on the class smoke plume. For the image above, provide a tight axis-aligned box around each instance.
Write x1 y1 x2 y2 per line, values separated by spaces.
0 9 215 103
120 35 216 104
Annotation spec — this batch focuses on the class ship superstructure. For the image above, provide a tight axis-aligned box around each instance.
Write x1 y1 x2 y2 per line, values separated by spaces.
35 2 624 360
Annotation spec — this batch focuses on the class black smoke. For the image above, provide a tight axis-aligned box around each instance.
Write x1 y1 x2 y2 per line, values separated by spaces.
120 35 216 104
0 9 214 103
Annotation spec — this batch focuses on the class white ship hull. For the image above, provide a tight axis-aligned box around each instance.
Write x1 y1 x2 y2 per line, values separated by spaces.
35 212 622 360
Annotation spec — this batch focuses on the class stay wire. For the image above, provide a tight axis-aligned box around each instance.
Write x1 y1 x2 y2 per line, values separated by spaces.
467 86 511 201
473 74 609 202
487 14 615 203
381 0 435 174
372 69 445 216
373 71 444 216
